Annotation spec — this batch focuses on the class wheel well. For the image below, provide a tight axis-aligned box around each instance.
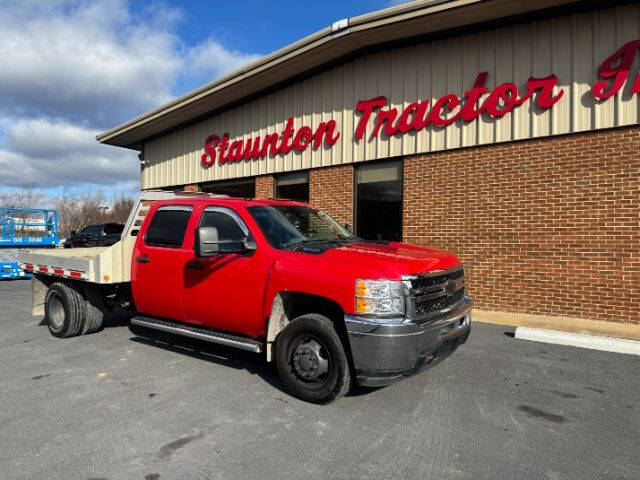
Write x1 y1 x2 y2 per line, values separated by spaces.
32 275 116 316
281 292 344 323
265 291 347 362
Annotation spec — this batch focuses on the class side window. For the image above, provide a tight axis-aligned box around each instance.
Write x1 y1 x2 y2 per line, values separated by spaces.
200 208 249 242
82 225 102 236
103 224 123 235
145 206 193 248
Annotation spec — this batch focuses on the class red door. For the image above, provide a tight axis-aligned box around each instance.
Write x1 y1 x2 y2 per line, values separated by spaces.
131 205 195 321
181 205 271 338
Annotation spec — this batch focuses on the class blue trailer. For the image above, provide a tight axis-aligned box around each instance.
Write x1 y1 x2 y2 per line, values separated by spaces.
1 208 59 279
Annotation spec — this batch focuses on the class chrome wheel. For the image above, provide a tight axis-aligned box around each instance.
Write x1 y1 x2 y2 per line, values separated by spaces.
48 293 65 330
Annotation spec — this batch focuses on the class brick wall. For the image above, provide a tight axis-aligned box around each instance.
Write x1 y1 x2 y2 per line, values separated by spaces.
310 165 354 225
403 126 640 324
255 175 274 199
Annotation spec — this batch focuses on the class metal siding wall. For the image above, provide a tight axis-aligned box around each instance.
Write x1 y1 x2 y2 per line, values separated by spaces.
142 4 640 189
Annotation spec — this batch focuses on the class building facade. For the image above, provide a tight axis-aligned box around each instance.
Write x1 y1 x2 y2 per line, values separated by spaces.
99 0 640 325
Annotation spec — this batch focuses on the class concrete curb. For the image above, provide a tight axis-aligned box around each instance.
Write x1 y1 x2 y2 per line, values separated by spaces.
514 327 640 356
473 309 640 341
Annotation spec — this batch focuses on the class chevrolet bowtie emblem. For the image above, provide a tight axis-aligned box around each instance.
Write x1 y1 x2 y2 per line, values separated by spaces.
444 281 456 295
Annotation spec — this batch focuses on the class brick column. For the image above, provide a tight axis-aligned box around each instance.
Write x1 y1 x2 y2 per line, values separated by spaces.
255 175 274 199
184 184 199 192
309 165 354 225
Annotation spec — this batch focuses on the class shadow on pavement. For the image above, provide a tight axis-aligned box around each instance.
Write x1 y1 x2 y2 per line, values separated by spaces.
35 305 381 400
127 324 383 400
128 326 286 394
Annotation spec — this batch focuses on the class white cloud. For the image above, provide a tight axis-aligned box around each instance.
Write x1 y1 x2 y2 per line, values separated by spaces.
0 0 260 190
0 119 139 188
0 0 180 127
5 119 114 159
185 39 261 86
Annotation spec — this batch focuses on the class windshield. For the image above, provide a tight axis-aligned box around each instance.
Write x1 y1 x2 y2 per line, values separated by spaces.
248 205 354 250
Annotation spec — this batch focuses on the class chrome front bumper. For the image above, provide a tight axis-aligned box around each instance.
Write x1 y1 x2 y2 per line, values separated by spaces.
344 296 472 387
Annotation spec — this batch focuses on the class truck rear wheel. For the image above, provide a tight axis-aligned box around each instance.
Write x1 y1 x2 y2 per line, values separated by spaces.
275 314 352 404
81 285 105 334
45 282 85 338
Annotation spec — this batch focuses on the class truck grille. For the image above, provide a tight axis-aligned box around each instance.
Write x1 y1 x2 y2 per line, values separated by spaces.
409 267 465 320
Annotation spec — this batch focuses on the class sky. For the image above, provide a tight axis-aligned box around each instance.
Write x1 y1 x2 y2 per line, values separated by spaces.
0 0 410 199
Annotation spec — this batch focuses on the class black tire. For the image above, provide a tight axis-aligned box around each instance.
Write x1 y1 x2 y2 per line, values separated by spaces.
275 314 352 404
45 282 85 338
81 285 105 334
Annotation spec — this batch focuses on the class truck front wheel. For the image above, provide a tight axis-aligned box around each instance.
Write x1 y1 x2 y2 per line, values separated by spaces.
45 282 85 338
275 314 352 403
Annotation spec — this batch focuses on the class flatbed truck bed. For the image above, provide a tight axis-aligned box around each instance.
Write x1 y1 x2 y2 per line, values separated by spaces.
18 190 208 285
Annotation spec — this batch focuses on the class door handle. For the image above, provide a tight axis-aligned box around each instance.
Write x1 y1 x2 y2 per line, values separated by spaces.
135 255 150 264
186 261 204 270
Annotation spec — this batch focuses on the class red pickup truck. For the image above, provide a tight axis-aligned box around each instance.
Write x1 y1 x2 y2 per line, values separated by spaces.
21 191 471 403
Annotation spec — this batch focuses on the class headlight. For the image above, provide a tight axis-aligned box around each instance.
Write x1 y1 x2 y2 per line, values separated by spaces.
355 279 405 317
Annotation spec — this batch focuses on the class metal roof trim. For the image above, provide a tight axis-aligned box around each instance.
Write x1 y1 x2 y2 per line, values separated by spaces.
96 0 573 148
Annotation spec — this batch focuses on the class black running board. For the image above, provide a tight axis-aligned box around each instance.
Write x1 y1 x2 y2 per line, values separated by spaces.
131 316 263 353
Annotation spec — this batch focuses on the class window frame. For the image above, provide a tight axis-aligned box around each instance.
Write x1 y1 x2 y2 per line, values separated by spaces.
143 205 193 249
200 178 256 198
198 206 252 241
354 159 404 242
275 171 310 202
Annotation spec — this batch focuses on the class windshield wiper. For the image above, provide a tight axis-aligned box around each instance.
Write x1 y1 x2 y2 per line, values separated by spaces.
281 238 307 249
289 238 347 249
282 235 360 250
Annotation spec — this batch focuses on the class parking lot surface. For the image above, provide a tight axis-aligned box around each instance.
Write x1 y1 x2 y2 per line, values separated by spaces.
1 280 638 480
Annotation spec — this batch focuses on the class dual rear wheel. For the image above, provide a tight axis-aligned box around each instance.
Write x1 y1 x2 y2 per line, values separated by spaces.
44 282 105 338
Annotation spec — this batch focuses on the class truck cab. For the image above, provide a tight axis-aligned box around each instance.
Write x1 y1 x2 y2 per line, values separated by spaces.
22 192 471 403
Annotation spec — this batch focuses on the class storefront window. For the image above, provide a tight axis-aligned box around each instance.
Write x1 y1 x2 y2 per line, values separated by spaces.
355 160 402 242
275 172 309 202
200 178 256 198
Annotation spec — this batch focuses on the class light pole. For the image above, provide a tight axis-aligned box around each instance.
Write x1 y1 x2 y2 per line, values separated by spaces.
99 206 109 222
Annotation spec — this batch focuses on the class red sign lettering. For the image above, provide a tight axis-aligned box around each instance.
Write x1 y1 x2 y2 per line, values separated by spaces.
201 118 340 167
592 39 640 99
202 40 639 168
354 71 563 139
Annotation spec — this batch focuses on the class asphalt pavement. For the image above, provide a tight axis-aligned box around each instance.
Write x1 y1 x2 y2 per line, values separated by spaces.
1 279 638 480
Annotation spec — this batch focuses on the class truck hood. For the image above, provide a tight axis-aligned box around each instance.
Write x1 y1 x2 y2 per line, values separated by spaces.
319 240 460 279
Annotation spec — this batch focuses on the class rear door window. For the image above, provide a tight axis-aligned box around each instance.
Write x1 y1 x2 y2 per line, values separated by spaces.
145 206 193 248
103 224 124 235
81 225 103 237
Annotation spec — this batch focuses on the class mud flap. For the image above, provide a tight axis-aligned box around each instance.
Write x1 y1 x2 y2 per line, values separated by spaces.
32 275 50 317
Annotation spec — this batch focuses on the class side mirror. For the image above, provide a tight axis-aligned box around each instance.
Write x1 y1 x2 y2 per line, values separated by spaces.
194 226 220 257
194 226 256 257
343 223 352 233
70 230 77 236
